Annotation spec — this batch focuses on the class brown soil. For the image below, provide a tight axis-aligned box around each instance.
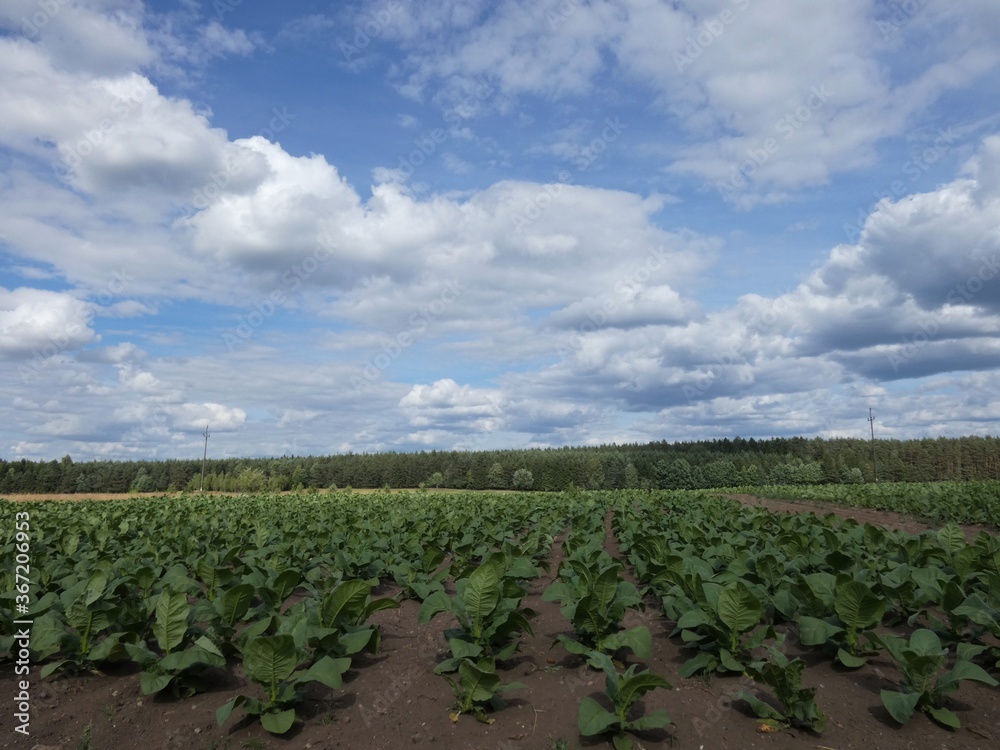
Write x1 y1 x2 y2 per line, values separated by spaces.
725 493 998 538
3 500 998 749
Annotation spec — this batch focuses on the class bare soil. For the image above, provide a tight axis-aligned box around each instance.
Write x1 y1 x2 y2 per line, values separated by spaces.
3 495 998 749
726 493 998 539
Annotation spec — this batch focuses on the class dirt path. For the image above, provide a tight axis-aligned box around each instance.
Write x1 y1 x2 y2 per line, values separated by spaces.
725 492 997 539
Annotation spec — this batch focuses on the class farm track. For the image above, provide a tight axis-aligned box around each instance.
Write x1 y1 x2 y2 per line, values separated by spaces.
726 493 998 539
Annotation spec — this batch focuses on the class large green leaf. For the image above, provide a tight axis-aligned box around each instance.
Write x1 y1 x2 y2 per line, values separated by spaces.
153 589 190 654
464 562 501 624
797 616 841 647
320 580 371 629
602 626 652 660
299 655 350 689
618 671 671 714
717 581 761 634
458 658 502 703
627 708 672 732
84 571 109 607
592 567 621 610
244 634 298 687
880 689 921 725
217 583 254 627
936 523 966 557
578 695 621 737
833 581 886 631
261 707 297 734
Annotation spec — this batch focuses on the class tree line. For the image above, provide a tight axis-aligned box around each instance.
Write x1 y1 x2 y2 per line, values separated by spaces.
2 435 997 494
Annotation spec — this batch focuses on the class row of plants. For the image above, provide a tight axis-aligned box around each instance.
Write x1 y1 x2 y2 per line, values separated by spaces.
735 480 1000 527
615 491 1000 731
0 491 573 735
3 488 999 744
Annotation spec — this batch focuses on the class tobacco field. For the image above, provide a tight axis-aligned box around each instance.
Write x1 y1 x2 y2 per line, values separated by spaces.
2 485 1000 749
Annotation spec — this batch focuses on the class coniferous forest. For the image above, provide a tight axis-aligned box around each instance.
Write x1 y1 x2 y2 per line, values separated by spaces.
1 435 998 494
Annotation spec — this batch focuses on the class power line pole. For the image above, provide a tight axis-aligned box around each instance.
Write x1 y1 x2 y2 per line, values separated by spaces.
200 425 210 492
867 408 878 483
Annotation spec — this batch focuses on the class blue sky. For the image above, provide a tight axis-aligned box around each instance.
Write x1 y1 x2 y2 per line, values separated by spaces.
2 0 1000 461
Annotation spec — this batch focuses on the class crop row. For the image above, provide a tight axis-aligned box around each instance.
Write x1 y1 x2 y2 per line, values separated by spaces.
734 480 1000 527
615 491 1000 730
3 488 999 743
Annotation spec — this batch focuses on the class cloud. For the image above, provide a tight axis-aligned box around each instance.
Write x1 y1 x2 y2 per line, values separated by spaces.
0 288 97 358
382 0 1000 200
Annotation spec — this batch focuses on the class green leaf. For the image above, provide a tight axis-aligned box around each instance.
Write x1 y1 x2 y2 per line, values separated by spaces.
578 695 621 737
300 655 350 689
320 580 371 629
907 628 945 657
802 572 837 608
153 589 190 654
458 658 502 703
464 562 501 623
448 637 484 661
881 689 921 725
717 581 761 634
417 589 453 624
798 616 841 647
627 708 671 731
836 648 867 669
271 569 302 602
834 580 886 631
261 707 297 734
937 660 1000 693
602 626 652 660
737 690 784 722
244 635 298 687
216 696 244 727
679 651 716 678
217 583 254 626
618 671 671 713
936 523 966 557
139 672 173 695
927 706 960 729
84 571 109 607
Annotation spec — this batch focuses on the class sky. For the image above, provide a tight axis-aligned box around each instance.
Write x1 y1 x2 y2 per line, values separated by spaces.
1 0 999 462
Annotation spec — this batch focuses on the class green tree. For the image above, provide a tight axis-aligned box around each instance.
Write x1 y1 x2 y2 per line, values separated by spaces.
486 462 506 489
623 462 640 489
511 468 534 490
130 469 156 493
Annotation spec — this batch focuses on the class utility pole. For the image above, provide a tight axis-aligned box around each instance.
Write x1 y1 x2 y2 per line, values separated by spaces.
867 408 878 483
200 425 210 492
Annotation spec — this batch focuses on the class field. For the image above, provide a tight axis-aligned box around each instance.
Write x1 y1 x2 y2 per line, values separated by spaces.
2 485 1000 750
